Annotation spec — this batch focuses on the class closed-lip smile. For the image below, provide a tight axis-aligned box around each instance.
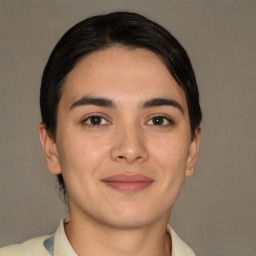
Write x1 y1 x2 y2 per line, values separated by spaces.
102 174 154 193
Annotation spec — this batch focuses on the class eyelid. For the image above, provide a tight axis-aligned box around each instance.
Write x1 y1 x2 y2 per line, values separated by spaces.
145 114 174 126
81 113 112 126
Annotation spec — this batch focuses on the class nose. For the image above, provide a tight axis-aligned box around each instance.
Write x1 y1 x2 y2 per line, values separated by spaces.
110 124 149 164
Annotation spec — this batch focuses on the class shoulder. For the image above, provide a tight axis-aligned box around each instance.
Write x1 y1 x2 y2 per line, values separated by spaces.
0 235 51 256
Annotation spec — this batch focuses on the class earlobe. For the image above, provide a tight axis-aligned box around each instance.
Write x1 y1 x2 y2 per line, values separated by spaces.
39 123 61 175
186 166 194 177
185 129 201 177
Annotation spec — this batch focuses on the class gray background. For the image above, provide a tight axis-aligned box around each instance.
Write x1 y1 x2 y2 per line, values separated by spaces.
0 1 255 256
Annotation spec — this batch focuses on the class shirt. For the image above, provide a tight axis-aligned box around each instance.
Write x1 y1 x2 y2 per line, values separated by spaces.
0 215 195 256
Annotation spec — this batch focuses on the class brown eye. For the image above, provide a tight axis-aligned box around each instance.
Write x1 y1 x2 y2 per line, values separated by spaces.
90 116 102 125
152 116 164 125
83 115 108 126
147 116 173 126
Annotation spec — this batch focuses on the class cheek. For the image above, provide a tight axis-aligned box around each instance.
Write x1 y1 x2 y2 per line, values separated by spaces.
56 134 110 204
145 135 191 215
150 132 191 181
56 130 109 177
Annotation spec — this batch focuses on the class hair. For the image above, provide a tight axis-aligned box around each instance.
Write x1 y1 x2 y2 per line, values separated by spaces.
40 11 202 195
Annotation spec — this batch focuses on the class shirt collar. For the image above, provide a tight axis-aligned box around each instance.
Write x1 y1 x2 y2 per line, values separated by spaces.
53 215 77 256
52 215 195 256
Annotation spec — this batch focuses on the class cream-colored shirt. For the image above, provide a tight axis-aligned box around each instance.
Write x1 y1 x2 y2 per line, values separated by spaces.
0 215 195 256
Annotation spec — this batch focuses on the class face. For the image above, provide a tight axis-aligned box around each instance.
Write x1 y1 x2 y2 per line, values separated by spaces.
40 47 200 229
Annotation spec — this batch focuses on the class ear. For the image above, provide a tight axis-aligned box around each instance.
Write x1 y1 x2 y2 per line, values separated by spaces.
185 129 201 177
39 123 61 175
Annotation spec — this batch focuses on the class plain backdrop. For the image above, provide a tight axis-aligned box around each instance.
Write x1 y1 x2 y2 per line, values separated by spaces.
0 1 255 256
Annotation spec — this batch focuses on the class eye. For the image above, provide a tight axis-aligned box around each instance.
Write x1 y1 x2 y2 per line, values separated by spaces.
147 116 173 126
82 115 109 126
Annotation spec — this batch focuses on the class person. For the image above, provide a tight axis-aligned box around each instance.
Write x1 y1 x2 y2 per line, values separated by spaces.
0 11 202 256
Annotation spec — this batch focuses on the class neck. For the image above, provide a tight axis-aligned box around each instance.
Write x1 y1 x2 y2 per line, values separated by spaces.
64 210 172 256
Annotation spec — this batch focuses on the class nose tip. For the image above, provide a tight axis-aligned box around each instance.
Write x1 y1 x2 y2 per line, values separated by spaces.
110 128 149 164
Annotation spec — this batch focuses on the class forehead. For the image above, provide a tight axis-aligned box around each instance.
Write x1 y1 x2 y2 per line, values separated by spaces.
60 47 188 110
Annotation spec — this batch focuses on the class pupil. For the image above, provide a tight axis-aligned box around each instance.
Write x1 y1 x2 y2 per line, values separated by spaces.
153 116 163 125
91 116 101 125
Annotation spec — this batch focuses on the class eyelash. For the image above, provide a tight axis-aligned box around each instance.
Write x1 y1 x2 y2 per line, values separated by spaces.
82 115 110 127
146 115 174 127
81 114 174 127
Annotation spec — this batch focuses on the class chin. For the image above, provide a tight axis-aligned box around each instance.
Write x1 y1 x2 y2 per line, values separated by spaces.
106 215 152 230
100 204 164 229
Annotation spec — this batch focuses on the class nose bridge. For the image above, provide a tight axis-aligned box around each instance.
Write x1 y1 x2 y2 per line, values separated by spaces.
111 117 148 163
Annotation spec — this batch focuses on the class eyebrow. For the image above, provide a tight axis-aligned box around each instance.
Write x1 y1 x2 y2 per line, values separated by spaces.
69 96 184 114
141 98 184 114
70 96 116 110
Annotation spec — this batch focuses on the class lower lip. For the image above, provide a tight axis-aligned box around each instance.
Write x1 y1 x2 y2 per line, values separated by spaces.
103 181 153 193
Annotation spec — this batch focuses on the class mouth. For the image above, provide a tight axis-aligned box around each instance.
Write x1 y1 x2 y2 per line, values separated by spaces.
102 174 154 193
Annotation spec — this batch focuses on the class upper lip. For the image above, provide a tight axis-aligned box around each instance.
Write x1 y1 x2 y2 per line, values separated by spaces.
102 174 154 182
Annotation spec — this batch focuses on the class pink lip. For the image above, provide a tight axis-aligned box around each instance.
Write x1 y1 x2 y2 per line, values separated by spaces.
102 174 154 193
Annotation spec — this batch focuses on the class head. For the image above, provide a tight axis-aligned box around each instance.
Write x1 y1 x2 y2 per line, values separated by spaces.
40 12 202 214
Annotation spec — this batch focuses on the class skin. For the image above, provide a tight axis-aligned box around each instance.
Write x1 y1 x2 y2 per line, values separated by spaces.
39 47 200 256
